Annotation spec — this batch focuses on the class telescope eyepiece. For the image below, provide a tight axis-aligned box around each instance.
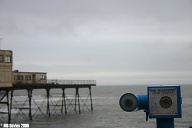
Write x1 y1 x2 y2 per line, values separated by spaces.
124 99 133 107
119 93 138 112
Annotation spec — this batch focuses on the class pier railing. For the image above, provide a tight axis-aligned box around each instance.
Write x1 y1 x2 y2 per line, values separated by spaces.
47 80 96 85
13 79 96 86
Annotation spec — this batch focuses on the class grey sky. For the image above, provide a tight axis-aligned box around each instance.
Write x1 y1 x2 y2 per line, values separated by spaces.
0 0 192 85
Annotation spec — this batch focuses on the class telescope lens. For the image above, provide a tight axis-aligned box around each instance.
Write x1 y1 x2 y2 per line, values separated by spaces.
124 99 133 107
119 93 138 112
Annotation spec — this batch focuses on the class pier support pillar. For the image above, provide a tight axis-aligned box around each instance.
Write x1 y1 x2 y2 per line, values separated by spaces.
75 88 81 113
0 90 11 123
89 87 93 111
6 90 10 124
46 88 50 117
27 89 33 120
10 90 14 123
61 88 67 114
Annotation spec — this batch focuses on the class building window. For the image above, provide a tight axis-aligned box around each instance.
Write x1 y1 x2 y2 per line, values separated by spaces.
40 75 46 80
0 55 3 62
5 56 11 63
17 75 20 80
14 75 17 80
16 75 24 80
25 75 28 80
28 75 31 80
20 75 23 80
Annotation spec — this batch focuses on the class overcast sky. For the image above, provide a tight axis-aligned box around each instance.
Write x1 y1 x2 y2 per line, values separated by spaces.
0 0 192 85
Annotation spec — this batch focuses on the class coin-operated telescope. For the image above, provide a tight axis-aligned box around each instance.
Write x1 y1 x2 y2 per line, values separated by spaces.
119 85 182 128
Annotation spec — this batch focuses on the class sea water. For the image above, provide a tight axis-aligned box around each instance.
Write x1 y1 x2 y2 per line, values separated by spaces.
1 85 192 128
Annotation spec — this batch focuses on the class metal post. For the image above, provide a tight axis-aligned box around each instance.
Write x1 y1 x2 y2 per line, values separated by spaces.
89 87 93 111
46 88 50 117
61 88 67 114
156 118 174 128
10 90 14 123
6 90 10 124
75 89 77 112
75 88 80 113
61 88 64 114
27 89 33 120
77 88 81 113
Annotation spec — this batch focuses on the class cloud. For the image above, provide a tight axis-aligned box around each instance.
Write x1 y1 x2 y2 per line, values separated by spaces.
0 0 192 85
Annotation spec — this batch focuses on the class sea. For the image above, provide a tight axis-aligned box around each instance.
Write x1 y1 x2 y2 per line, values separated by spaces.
0 85 192 128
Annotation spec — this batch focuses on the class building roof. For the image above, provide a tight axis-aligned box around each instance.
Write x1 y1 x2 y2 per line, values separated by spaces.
13 70 47 74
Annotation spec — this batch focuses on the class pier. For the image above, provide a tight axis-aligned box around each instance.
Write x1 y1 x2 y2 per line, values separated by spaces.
0 80 96 123
0 50 96 124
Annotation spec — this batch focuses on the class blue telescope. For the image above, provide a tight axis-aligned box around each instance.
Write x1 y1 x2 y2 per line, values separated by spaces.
119 85 182 128
119 93 148 112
